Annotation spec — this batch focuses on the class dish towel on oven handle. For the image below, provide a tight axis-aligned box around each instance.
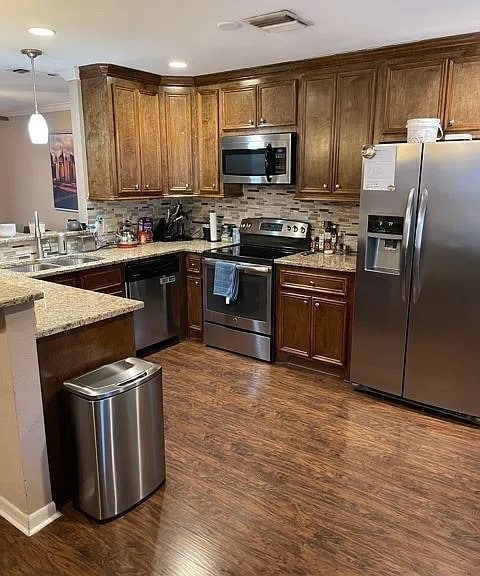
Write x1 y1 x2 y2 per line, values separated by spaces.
213 261 239 304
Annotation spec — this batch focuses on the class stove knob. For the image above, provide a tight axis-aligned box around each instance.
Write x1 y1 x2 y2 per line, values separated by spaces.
293 226 298 232
287 225 291 231
301 226 305 233
247 223 252 228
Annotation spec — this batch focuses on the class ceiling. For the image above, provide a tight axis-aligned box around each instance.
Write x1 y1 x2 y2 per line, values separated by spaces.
2 0 480 115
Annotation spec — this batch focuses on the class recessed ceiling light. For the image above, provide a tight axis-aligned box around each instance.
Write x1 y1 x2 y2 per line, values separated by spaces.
217 21 242 31
168 60 188 69
28 27 56 37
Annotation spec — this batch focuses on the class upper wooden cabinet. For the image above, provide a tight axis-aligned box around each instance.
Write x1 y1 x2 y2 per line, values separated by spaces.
376 59 446 142
164 87 194 194
82 74 164 200
220 79 297 131
196 89 219 194
298 69 375 201
445 56 480 134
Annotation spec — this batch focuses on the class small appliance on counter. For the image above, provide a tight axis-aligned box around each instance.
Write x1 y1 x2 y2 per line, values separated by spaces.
117 221 138 248
66 219 86 232
138 217 154 244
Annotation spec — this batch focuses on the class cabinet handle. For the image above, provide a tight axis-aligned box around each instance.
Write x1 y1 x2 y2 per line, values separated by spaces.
249 119 254 125
259 117 265 124
134 184 139 190
448 119 455 126
314 302 320 308
335 184 341 190
323 184 328 189
145 184 149 190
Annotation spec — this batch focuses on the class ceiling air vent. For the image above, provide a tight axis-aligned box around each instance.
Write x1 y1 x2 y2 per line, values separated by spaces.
11 68 30 74
244 10 312 33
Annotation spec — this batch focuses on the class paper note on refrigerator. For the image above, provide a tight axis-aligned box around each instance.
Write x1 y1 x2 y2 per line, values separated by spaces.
363 146 396 190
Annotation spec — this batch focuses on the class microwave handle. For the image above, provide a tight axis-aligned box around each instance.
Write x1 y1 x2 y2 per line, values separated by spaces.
265 143 274 183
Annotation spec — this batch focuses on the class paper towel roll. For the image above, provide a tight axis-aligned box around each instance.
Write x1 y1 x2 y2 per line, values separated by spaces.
209 211 218 242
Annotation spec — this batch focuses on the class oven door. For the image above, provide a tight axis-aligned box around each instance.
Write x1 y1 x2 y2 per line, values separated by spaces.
203 258 272 335
221 133 295 185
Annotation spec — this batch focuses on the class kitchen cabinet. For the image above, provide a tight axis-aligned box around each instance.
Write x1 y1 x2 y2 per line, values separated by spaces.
220 79 297 131
46 264 126 297
196 89 219 194
298 69 375 201
81 71 164 200
444 55 480 135
375 59 446 142
276 266 354 377
186 253 203 338
164 87 194 194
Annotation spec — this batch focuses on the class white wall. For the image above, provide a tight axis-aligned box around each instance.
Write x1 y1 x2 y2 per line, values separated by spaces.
0 110 79 231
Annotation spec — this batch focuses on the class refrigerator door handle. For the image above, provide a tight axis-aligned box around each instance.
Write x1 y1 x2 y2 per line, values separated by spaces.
401 187 416 302
412 188 429 304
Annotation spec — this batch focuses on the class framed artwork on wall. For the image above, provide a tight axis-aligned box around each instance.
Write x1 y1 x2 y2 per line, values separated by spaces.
49 133 78 212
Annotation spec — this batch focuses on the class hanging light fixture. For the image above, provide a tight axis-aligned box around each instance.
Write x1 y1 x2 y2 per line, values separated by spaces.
21 48 49 144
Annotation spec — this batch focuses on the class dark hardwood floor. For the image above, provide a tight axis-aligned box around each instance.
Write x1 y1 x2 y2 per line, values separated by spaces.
2 340 480 575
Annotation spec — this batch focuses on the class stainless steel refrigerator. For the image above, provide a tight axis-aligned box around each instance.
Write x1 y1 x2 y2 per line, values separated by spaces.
351 141 480 420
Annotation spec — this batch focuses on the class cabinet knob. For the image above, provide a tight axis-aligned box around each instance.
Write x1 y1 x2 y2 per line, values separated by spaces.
190 262 195 267
323 184 328 189
309 280 315 286
303 300 308 305
194 281 199 286
259 117 265 124
134 184 139 190
145 184 149 190
186 183 189 189
212 182 216 189
249 119 254 125
448 119 455 126
315 302 320 308
335 184 341 189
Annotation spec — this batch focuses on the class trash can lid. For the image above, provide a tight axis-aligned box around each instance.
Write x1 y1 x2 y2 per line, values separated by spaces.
63 357 161 400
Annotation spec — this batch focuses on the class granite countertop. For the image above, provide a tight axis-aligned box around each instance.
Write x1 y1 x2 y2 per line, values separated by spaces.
0 271 143 338
274 252 357 273
0 239 228 278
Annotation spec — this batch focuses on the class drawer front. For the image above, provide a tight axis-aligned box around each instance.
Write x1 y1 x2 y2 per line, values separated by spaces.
279 269 347 296
186 253 202 274
80 265 124 292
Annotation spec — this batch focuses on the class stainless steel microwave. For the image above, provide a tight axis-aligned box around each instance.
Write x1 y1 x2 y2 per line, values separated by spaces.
221 133 296 185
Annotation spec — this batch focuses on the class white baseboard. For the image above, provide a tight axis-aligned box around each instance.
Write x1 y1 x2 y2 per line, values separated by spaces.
0 497 61 536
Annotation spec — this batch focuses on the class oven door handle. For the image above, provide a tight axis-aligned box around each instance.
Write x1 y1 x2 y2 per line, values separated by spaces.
265 143 274 183
203 258 271 275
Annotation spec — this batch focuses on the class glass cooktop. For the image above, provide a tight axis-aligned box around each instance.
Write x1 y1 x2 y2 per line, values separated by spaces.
204 244 303 265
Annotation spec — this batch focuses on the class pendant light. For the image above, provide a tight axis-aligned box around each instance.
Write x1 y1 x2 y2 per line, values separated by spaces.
21 48 49 144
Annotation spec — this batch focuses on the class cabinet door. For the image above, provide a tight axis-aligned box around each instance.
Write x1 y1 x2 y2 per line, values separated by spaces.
333 70 375 197
113 84 142 195
164 88 194 193
186 275 203 332
138 90 163 194
196 89 219 194
277 292 311 358
221 86 256 130
311 297 347 367
445 56 480 133
380 60 446 141
257 80 297 127
298 75 335 195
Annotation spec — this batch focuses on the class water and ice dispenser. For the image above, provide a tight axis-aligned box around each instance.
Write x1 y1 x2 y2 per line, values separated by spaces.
365 215 403 274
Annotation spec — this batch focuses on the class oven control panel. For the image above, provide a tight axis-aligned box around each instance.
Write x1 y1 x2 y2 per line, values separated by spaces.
240 218 310 239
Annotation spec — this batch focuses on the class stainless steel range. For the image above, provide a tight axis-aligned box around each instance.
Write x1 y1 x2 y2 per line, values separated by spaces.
203 217 311 361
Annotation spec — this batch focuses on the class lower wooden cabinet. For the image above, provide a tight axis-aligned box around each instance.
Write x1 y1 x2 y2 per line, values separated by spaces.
45 264 126 297
276 266 354 377
185 253 203 338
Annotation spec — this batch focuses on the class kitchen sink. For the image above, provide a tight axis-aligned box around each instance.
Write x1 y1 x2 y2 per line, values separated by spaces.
4 262 61 273
50 255 102 266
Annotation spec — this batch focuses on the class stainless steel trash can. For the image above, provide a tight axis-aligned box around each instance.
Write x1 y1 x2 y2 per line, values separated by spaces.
64 357 165 521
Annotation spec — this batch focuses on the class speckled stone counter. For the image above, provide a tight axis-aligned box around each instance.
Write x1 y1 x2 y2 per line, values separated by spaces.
0 281 44 309
0 272 143 338
0 239 229 279
275 252 357 273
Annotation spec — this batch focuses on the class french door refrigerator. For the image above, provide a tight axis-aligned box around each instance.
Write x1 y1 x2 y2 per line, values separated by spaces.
351 141 480 421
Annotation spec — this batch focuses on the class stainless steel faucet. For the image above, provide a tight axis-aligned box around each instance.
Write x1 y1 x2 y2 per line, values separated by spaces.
33 211 48 259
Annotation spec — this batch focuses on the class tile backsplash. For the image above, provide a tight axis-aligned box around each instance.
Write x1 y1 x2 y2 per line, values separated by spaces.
87 187 360 250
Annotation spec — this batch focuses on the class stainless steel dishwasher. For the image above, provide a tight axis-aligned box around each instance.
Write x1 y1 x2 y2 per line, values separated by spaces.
125 255 181 351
